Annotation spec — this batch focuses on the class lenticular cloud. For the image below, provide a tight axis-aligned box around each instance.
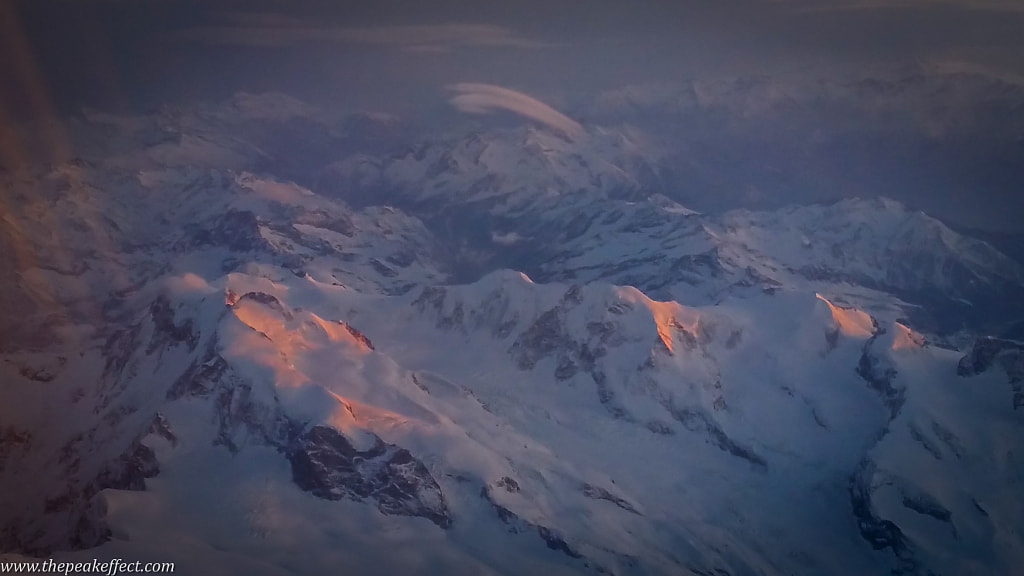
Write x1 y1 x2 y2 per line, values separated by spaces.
447 83 584 139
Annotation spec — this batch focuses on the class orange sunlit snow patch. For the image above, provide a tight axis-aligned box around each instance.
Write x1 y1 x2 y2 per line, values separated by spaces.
815 294 874 338
615 286 701 353
891 322 926 351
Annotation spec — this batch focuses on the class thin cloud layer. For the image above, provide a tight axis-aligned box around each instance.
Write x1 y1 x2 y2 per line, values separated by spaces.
447 83 584 139
793 0 1024 12
175 19 552 52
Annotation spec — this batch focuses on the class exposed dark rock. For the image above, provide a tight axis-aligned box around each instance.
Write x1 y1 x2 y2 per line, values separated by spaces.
664 405 766 468
0 427 32 473
562 284 584 305
497 476 520 493
690 569 734 576
369 258 398 278
554 356 579 380
537 526 583 559
288 425 451 529
17 360 62 382
149 413 178 447
957 337 1024 378
294 209 356 237
101 323 144 380
930 421 965 460
591 370 632 421
971 498 989 518
187 210 269 252
645 420 675 435
909 423 944 461
957 337 1024 409
856 331 905 418
212 376 293 453
148 296 199 352
438 302 465 330
167 346 229 400
339 321 375 350
902 492 952 523
670 250 724 285
234 292 293 321
411 286 447 314
850 461 909 555
510 308 573 370
479 486 583 560
95 443 159 492
582 483 641 515
10 432 161 556
385 250 416 268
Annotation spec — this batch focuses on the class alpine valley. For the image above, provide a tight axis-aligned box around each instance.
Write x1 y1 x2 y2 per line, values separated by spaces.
1 90 1023 576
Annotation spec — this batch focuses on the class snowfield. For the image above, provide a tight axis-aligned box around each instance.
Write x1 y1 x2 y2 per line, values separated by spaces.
1 98 1023 575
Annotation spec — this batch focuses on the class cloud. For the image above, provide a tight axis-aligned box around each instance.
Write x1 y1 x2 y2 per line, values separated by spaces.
792 0 1024 13
447 83 585 139
174 17 553 52
491 231 526 246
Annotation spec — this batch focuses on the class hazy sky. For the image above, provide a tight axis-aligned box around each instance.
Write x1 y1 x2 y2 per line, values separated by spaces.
4 0 1024 115
2 0 1023 232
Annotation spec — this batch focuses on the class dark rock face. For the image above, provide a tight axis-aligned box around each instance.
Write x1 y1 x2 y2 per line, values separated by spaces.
856 332 905 418
479 486 583 560
148 296 199 353
957 338 1024 409
0 427 32 473
235 292 293 320
957 337 1024 377
850 462 910 557
902 493 952 523
294 209 356 237
497 476 520 493
287 425 451 529
167 315 446 529
188 210 268 253
663 405 767 469
167 347 229 400
511 308 573 371
339 322 374 350
95 443 160 492
581 483 640 515
537 526 583 559
6 429 163 556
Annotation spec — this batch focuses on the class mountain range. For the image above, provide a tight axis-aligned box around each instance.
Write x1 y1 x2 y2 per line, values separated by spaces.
1 90 1023 575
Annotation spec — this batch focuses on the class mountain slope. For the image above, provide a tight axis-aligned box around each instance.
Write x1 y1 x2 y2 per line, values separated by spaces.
2 99 1023 576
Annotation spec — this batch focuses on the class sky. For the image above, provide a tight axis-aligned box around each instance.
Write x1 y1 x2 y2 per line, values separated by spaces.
1 0 1023 231
5 0 1024 114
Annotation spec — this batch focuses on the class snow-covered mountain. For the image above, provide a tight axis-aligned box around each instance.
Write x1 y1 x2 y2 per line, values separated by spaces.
2 97 1023 576
585 65 1024 140
321 127 1024 333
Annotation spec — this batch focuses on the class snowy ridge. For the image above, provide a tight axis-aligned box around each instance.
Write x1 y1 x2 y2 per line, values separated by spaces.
321 125 1024 333
319 125 665 216
5 266 1022 574
1 97 1023 575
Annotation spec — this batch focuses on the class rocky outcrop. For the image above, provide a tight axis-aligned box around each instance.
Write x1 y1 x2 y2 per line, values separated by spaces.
663 405 767 469
185 210 269 253
287 426 451 529
957 337 1024 409
479 485 583 560
581 483 640 515
0 427 32 473
856 330 905 418
3 423 164 556
849 461 917 574
94 443 160 492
